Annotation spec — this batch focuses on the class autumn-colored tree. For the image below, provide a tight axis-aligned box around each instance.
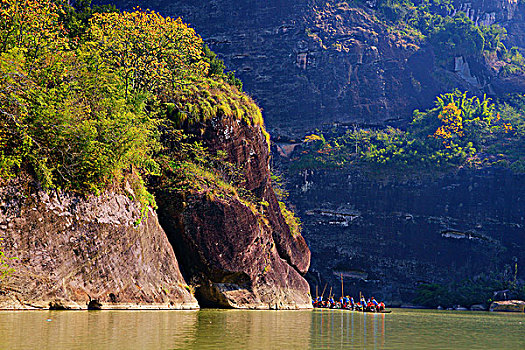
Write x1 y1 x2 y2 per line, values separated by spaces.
0 0 69 57
87 9 209 97
433 102 463 147
0 2 159 195
304 134 325 143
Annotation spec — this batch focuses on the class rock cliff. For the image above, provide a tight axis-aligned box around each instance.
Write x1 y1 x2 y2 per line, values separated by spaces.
0 174 198 310
287 166 524 304
0 112 312 310
156 112 312 309
0 2 313 311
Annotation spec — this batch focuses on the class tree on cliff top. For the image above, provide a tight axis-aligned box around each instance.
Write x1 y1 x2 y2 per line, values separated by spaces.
0 1 279 225
87 9 209 97
0 1 215 199
429 13 485 58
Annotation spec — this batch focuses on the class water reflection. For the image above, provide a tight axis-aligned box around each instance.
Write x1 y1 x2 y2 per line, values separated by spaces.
0 310 199 350
311 309 386 349
0 309 524 349
185 310 311 350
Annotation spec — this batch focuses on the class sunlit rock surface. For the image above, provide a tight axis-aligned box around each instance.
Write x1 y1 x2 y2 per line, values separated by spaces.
0 174 198 310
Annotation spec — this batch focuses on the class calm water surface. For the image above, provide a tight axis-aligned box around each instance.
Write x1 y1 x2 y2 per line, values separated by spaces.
0 308 524 349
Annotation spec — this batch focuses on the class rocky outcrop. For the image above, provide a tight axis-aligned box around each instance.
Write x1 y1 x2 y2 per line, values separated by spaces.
286 167 524 304
0 114 312 310
194 113 311 274
158 191 311 309
489 300 525 312
156 113 312 309
503 2 525 50
452 0 519 25
0 174 198 310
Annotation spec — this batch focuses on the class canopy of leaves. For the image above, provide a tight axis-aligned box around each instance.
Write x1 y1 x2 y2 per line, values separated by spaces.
87 9 209 97
0 0 164 196
0 1 290 232
429 13 485 58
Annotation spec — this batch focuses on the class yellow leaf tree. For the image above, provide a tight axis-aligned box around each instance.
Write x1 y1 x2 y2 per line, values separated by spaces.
0 0 68 57
87 9 209 97
433 102 464 147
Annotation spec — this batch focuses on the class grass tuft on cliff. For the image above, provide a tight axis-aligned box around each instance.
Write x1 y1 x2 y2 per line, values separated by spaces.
165 78 265 132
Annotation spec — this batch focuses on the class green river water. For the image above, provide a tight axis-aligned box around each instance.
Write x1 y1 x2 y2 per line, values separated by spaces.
0 308 523 349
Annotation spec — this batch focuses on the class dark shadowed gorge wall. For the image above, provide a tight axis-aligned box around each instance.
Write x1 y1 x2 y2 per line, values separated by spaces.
287 167 524 303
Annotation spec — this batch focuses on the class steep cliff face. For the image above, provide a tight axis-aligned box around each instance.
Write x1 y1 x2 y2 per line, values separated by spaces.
287 167 524 304
452 0 519 25
500 1 525 48
94 0 525 137
0 114 312 311
156 113 312 309
0 174 198 310
190 113 311 275
0 113 312 310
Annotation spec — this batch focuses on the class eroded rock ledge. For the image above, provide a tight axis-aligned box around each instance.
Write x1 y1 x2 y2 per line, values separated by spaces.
158 191 311 309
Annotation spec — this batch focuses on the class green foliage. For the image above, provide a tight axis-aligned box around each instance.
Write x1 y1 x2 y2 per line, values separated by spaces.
0 239 15 282
204 45 225 76
364 0 524 68
500 47 525 76
0 1 275 229
271 172 289 201
58 0 118 41
294 90 524 173
87 9 209 97
164 78 268 148
203 44 243 91
481 24 507 52
429 13 485 59
279 201 302 237
0 44 159 194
